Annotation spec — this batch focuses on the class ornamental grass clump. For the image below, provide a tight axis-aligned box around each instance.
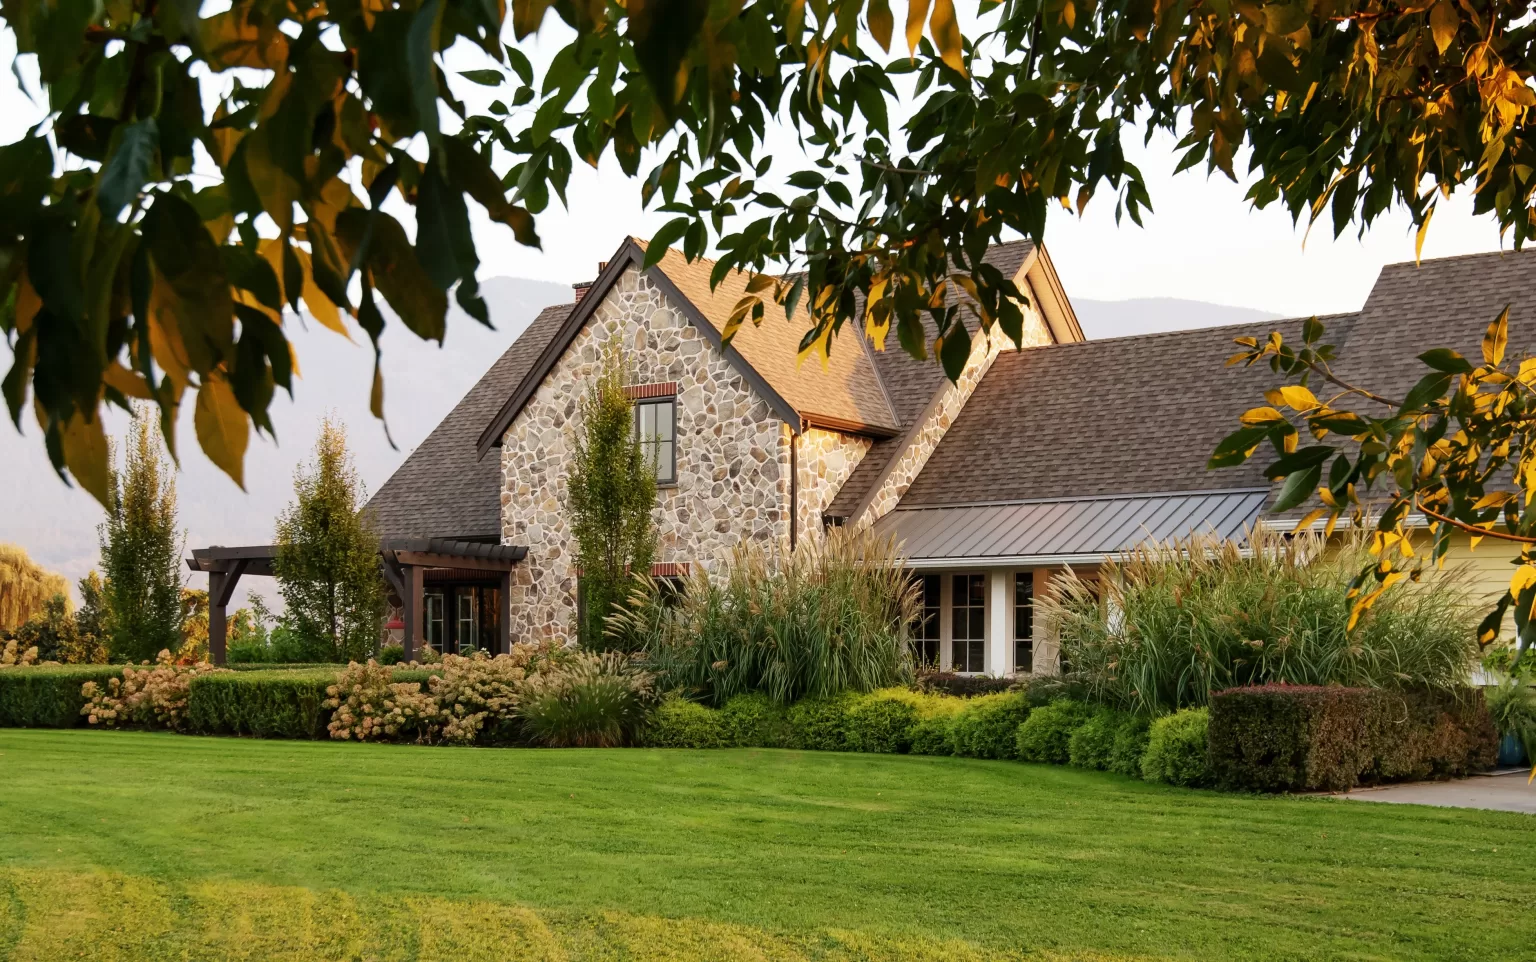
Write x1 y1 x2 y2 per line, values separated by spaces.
517 651 654 747
611 526 919 705
1043 527 1480 716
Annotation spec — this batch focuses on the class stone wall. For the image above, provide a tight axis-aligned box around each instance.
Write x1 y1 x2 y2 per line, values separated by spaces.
499 267 791 643
794 427 872 541
854 307 1054 526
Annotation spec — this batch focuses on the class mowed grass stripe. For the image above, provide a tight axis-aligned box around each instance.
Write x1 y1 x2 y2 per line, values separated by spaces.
0 730 1531 961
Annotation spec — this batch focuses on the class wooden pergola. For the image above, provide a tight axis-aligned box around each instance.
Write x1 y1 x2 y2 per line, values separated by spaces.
187 539 527 664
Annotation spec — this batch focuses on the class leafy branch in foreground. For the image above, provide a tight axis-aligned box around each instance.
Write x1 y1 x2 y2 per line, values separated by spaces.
1213 310 1536 664
3 0 1535 497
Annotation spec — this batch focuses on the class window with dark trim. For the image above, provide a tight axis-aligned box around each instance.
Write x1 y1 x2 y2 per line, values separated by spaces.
912 574 941 666
1014 573 1033 674
951 573 986 672
634 397 677 484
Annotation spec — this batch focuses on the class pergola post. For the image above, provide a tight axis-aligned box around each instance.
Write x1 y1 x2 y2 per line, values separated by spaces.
402 563 424 662
208 570 227 665
499 570 512 654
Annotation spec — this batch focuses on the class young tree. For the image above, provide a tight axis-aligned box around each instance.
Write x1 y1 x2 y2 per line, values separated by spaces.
14 593 77 662
100 413 185 663
567 348 658 649
0 543 69 635
274 418 385 662
73 572 112 664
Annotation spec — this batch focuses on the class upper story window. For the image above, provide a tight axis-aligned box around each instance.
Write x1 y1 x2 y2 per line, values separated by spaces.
634 396 676 484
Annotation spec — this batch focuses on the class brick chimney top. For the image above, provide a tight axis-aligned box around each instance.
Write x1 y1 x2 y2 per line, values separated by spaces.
572 280 593 303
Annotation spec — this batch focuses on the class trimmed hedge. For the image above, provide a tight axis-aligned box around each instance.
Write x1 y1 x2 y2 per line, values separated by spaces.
1016 699 1093 763
1068 708 1132 771
0 666 128 727
948 692 1032 759
1142 708 1212 787
645 696 729 748
1107 716 1152 777
719 694 793 748
227 663 349 672
1209 685 1498 792
787 693 859 751
914 672 1015 698
846 690 921 754
186 671 338 739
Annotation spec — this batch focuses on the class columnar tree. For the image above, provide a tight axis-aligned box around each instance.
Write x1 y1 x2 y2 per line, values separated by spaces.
274 418 385 662
100 413 185 663
567 348 657 649
0 543 68 635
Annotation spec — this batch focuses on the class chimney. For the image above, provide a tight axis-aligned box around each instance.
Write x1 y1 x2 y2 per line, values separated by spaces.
572 281 592 303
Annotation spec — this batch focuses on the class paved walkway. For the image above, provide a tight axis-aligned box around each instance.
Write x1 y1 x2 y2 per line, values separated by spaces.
1343 771 1536 814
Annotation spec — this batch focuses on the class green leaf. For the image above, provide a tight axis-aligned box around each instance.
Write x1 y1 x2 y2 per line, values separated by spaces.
1400 372 1454 413
407 0 445 147
1417 347 1472 374
98 119 159 220
1209 426 1268 468
142 193 234 375
443 138 540 248
937 321 970 381
1271 462 1323 513
1263 444 1334 482
459 69 504 86
335 208 446 342
646 217 690 265
503 44 534 85
415 162 477 291
626 0 710 116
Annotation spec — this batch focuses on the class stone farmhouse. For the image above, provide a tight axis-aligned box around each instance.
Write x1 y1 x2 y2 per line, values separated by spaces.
357 239 1535 675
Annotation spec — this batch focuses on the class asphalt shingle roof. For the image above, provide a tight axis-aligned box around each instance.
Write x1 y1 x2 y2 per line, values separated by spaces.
365 303 572 540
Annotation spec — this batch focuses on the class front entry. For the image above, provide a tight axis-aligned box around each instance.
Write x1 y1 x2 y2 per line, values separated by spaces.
423 581 503 655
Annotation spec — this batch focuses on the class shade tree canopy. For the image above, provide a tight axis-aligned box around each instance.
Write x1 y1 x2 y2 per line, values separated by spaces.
0 0 1531 508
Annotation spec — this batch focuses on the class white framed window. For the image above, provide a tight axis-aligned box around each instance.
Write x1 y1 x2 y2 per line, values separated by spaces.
456 591 477 653
425 592 446 651
911 574 941 667
634 397 677 484
1014 572 1033 674
950 573 986 673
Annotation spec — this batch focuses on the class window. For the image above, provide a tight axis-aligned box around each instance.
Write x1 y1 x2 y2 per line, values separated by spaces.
634 397 676 483
911 574 941 666
1014 573 1033 674
456 591 478 653
951 574 986 672
425 592 445 651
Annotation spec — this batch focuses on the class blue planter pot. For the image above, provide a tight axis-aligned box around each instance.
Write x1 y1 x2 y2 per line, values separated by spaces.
1498 732 1528 767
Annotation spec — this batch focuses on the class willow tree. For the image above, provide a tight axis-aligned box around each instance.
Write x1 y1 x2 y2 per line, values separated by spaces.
100 412 184 662
566 348 657 649
0 543 68 635
274 418 385 662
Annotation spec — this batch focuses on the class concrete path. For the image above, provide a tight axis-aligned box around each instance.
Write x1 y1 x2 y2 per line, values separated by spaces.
1343 771 1536 814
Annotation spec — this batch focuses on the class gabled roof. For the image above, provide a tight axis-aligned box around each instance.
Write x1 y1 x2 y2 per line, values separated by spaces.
365 303 572 541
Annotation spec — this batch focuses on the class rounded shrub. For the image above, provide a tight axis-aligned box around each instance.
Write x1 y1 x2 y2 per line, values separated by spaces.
1141 707 1212 787
845 689 921 754
948 691 1032 759
909 696 966 755
719 693 792 748
1107 715 1152 777
1068 708 1131 771
1015 698 1094 763
787 692 860 751
644 695 728 748
377 644 406 666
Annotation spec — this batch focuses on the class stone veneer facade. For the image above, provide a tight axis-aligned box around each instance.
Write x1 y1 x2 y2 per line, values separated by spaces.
499 267 791 642
794 427 872 539
853 306 1054 526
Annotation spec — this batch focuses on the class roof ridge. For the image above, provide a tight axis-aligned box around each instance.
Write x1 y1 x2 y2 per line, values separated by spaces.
1377 247 1529 271
1007 312 1358 352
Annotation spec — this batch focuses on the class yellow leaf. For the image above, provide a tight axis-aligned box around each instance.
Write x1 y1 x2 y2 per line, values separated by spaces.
1414 204 1434 264
1264 384 1319 411
13 273 40 335
1239 405 1287 426
103 361 154 400
929 0 965 74
1430 0 1458 55
868 0 894 51
195 373 249 489
1511 563 1536 599
1291 508 1326 533
905 0 932 57
56 406 110 507
1483 307 1508 367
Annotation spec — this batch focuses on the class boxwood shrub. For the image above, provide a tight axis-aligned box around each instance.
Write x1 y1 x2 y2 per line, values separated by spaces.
1107 715 1152 777
909 696 966 755
1015 699 1093 763
948 691 1032 759
1141 707 1212 787
186 671 339 739
845 689 922 754
0 666 127 728
787 692 860 751
719 693 793 747
645 695 728 748
1068 708 1134 771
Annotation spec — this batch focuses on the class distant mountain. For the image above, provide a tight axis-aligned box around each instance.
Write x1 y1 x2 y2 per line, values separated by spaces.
1074 297 1282 339
0 275 571 608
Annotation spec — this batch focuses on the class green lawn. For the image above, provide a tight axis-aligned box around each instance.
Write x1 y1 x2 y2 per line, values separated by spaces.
0 730 1532 961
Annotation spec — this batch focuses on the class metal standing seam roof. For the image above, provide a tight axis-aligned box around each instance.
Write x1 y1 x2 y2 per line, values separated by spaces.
873 489 1269 564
